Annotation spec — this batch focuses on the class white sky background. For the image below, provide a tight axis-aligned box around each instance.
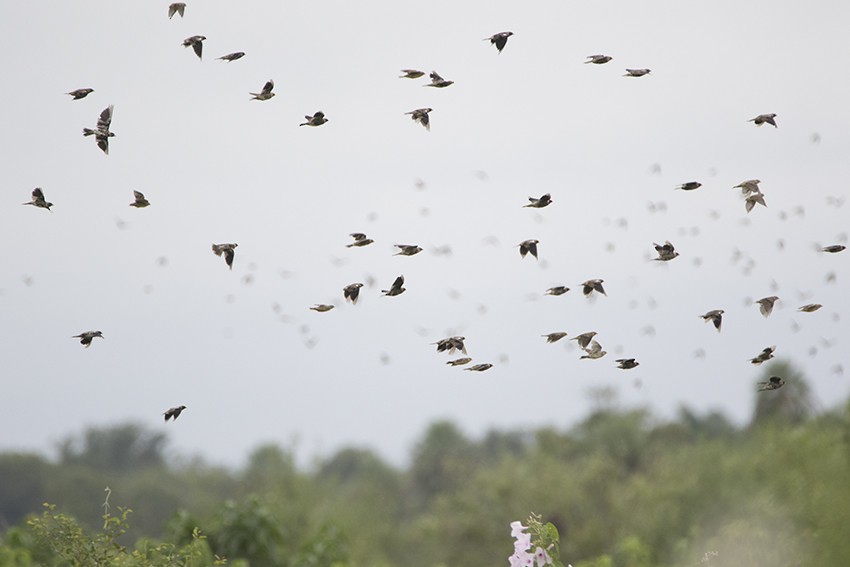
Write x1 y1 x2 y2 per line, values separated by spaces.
1 0 848 468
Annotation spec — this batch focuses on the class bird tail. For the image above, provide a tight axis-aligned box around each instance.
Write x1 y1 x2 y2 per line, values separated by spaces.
82 128 96 136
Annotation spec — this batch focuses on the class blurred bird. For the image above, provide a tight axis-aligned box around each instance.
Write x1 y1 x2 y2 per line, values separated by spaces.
394 244 423 256
745 192 767 213
485 31 513 53
624 68 651 77
168 3 185 18
749 113 777 127
23 188 53 211
130 190 150 208
425 71 454 88
545 286 570 296
218 52 245 62
434 336 467 355
382 275 406 296
585 54 612 64
465 363 493 372
343 283 364 304
518 239 539 259
581 279 606 297
211 243 238 270
734 179 761 194
346 233 373 247
524 193 552 208
405 108 432 130
580 340 607 359
572 331 598 350
616 358 640 370
675 181 702 191
700 309 724 332
250 80 275 101
653 241 679 261
446 357 472 366
543 332 568 343
66 88 94 100
182 35 206 60
82 105 115 155
310 304 335 312
798 303 822 313
163 405 187 421
755 296 779 317
399 69 425 79
822 245 846 253
300 111 328 127
72 330 104 347
750 345 776 365
757 376 785 391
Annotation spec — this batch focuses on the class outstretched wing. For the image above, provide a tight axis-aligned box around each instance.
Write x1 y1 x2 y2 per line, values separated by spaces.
97 105 113 131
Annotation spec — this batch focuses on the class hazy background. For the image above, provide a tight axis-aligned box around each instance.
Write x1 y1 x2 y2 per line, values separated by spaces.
1 0 847 468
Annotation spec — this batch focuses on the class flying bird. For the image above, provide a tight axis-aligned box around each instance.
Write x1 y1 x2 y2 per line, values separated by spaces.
543 332 568 343
343 283 364 304
399 69 425 79
518 239 539 259
382 275 406 296
585 54 612 64
734 179 761 194
580 340 607 359
250 80 275 101
624 68 651 77
745 191 767 213
675 181 702 191
163 405 187 421
310 304 335 312
755 296 779 317
300 111 328 127
425 71 454 88
182 35 206 60
822 245 846 253
700 309 724 332
405 108 432 130
798 303 822 313
218 52 245 62
130 190 150 208
82 105 115 155
211 243 238 270
581 279 606 297
446 357 472 366
616 358 640 370
394 244 423 256
653 241 679 261
524 193 552 208
66 88 94 100
750 345 776 365
23 188 53 211
749 113 777 127
545 286 569 296
571 331 598 350
433 336 467 355
757 376 785 391
485 31 513 53
465 363 493 372
72 330 104 348
168 3 185 19
346 233 373 247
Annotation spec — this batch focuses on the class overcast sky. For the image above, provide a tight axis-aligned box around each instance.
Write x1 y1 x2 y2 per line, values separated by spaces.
1 0 848 468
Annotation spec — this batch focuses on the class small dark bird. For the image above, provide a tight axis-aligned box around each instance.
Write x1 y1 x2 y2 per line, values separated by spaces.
822 245 846 253
798 303 822 313
543 332 568 343
425 71 454 88
585 54 612 64
524 193 552 208
749 113 777 127
653 241 679 261
300 111 328 127
163 405 187 421
616 358 640 370
310 304 335 312
183 35 206 60
343 283 364 304
406 108 432 130
700 309 724 332
545 286 569 296
130 190 150 208
571 331 597 350
399 69 425 79
675 181 702 191
66 88 94 100
72 330 104 348
218 52 246 62
624 68 651 77
250 80 275 101
485 31 513 53
465 363 493 372
581 279 606 297
750 345 776 365
347 233 373 247
23 187 53 211
446 357 472 366
518 239 539 259
382 275 406 296
168 3 186 19
433 336 467 355
394 244 423 256
211 243 238 270
82 105 115 155
755 296 779 317
757 376 785 391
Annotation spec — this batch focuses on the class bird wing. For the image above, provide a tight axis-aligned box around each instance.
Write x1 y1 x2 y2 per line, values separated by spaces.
192 40 203 59
263 80 274 94
133 190 145 200
97 105 113 131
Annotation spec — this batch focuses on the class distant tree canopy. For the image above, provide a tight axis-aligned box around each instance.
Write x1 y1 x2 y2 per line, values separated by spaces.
57 423 167 472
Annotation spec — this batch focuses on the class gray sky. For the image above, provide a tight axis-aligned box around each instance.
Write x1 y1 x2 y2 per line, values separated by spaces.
1 0 848 468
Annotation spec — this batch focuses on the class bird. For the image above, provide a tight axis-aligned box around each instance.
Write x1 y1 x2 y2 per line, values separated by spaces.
66 88 94 100
425 71 454 88
465 363 493 372
82 105 115 155
310 304 335 312
485 31 513 53
300 111 328 127
585 54 612 64
580 340 606 359
545 286 569 296
433 336 467 355
524 193 552 208
168 3 185 19
163 405 187 421
343 283 364 304
581 279 606 297
616 358 640 370
182 35 206 60
653 241 679 261
250 80 275 101
394 244 423 256
399 69 425 79
542 332 568 343
700 309 724 332
218 52 245 62
675 181 702 191
130 190 150 208
624 68 651 77
571 332 598 350
822 245 846 253
211 243 238 270
518 239 539 259
405 108 432 130
734 179 761 194
757 376 785 391
798 303 822 313
750 346 776 365
23 188 53 211
382 275 406 296
346 233 373 247
446 357 472 366
749 113 777 127
745 191 767 213
72 330 104 348
755 296 779 317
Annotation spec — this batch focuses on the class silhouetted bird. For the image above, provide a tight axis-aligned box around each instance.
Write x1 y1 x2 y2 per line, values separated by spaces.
485 31 513 53
343 283 364 304
757 376 785 391
433 336 467 355
168 3 185 19
130 190 150 208
163 405 187 421
66 88 94 100
581 279 606 297
382 275 406 296
182 35 206 60
72 330 104 348
543 332 568 343
822 245 846 253
750 345 776 365
399 69 425 79
545 286 569 296
347 233 373 247
518 239 539 259
23 188 53 211
749 113 777 127
798 303 822 313
675 181 702 191
300 111 328 127
218 51 245 62
585 54 612 64
82 105 115 155
406 108 432 130
616 358 639 369
524 193 552 208
700 309 724 332
394 244 423 256
211 243 238 270
250 80 275 101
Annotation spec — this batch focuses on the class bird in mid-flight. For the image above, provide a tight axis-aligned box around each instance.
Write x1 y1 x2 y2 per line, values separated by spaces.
343 283 364 304
218 52 245 62
580 340 607 359
82 105 115 155
394 244 423 256
485 31 513 53
310 304 335 312
382 275 406 296
822 244 846 253
616 358 640 370
433 336 467 355
446 357 472 366
798 303 822 313
72 330 104 348
250 80 275 101
346 233 373 247
545 286 569 296
757 376 785 391
524 193 552 208
300 111 328 127
183 35 206 60
700 309 724 332
425 71 454 88
571 331 598 350
518 239 539 259
130 190 150 208
168 3 185 19
66 88 94 100
543 332 568 343
585 54 612 64
624 68 651 77
465 363 493 372
399 69 425 79
163 405 187 421
734 179 761 194
581 279 606 297
211 243 238 270
406 108 432 130
755 296 779 317
749 113 777 127
23 188 53 211
675 181 702 191
653 241 679 261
